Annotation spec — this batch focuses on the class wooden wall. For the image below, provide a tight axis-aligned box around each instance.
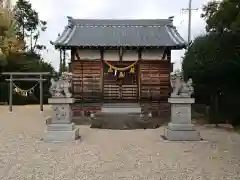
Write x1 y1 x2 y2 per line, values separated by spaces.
138 60 171 117
139 60 170 101
70 60 102 103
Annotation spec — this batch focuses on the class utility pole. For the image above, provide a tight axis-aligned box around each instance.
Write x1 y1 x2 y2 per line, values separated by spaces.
182 0 198 45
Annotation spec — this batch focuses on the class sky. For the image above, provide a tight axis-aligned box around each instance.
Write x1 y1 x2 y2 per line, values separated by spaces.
12 0 211 70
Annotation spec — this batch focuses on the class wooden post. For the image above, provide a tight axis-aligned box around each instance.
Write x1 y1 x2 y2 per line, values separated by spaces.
9 74 13 112
39 74 43 111
63 49 66 71
138 48 142 102
100 49 104 104
81 60 83 109
59 49 63 73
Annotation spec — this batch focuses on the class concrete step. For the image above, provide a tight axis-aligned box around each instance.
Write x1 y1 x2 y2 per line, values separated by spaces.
101 103 141 113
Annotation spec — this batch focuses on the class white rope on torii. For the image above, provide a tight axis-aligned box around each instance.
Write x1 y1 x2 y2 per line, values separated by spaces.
13 81 39 97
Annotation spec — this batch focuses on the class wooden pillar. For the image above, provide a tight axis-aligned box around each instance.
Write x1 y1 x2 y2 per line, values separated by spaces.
69 47 76 72
137 48 142 102
167 48 171 96
119 47 123 100
100 49 104 103
119 47 123 61
9 74 13 112
59 48 63 73
63 49 66 71
70 47 75 61
167 48 171 62
81 60 83 108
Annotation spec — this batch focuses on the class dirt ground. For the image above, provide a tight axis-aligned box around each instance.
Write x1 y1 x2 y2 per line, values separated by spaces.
0 105 240 180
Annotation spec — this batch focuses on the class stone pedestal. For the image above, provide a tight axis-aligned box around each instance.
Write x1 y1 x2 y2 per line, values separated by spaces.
44 98 79 142
164 97 201 141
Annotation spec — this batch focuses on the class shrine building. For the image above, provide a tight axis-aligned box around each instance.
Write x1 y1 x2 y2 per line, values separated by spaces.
51 17 186 115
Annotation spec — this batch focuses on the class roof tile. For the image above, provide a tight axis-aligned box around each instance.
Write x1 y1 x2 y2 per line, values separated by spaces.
53 18 186 48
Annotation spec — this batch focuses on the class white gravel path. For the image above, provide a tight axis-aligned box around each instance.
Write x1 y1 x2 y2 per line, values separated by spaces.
0 106 240 180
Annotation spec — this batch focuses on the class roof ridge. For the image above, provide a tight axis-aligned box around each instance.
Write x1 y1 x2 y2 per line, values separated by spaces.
67 17 173 26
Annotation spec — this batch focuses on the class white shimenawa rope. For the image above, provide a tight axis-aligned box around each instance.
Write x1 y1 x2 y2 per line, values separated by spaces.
13 82 39 97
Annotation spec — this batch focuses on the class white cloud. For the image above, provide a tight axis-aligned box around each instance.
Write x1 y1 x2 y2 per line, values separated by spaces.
12 0 212 70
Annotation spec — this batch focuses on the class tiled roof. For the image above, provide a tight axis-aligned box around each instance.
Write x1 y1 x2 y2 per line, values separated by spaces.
52 17 186 49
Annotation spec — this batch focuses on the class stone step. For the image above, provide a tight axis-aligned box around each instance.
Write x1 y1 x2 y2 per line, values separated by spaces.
101 103 141 113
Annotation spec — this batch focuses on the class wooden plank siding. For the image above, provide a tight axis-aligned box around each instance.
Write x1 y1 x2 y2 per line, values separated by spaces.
70 60 170 101
139 60 170 102
70 60 102 103
139 60 171 117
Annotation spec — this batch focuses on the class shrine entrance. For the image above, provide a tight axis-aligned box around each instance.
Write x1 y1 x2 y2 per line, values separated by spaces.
103 61 138 102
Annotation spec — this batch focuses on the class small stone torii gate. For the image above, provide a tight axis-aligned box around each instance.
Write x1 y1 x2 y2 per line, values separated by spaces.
1 72 50 112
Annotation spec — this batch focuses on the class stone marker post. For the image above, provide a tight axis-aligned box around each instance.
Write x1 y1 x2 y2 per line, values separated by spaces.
44 72 79 142
164 72 201 141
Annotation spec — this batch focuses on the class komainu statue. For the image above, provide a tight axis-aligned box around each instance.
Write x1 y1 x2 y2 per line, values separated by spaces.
170 72 194 97
49 72 73 98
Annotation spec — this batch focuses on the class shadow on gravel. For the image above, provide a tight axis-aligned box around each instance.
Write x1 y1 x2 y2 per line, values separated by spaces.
72 116 92 125
90 113 168 130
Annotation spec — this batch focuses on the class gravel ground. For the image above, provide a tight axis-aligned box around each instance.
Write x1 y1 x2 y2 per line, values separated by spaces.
0 106 240 180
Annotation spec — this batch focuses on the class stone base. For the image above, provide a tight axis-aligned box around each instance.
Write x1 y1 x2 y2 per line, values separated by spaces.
47 123 75 131
48 97 75 104
44 128 79 142
164 127 201 141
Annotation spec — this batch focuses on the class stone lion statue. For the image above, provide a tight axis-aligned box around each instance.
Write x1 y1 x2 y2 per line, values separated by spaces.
170 72 194 97
49 72 73 98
